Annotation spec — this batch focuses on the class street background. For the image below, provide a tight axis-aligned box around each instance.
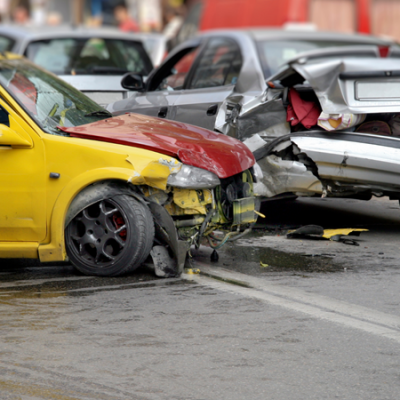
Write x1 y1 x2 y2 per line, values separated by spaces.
2 0 400 43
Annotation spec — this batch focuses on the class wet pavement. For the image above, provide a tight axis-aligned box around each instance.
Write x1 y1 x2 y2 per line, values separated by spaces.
192 196 400 275
2 197 400 399
193 233 341 274
2 262 400 400
191 196 400 319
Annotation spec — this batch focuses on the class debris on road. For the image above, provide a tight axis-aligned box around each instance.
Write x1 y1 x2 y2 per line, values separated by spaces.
287 225 368 245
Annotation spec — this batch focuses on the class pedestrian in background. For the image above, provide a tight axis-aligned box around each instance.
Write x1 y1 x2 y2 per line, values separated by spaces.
90 0 125 26
11 4 30 24
114 3 139 32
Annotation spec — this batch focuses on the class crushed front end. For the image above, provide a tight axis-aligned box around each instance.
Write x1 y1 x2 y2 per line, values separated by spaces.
170 169 257 248
60 112 258 277
141 167 258 277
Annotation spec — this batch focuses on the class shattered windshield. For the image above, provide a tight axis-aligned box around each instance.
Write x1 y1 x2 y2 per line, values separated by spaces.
0 58 110 135
25 37 153 76
256 39 397 78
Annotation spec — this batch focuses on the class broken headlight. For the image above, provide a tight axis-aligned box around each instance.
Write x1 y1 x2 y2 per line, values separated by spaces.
167 164 220 189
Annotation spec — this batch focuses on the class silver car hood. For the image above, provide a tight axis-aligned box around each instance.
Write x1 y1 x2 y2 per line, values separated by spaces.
272 57 400 114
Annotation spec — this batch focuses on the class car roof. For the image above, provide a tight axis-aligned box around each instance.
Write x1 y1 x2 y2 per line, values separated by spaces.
0 24 147 42
196 28 398 46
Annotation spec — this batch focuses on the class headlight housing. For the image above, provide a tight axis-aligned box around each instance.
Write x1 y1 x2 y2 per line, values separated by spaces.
167 164 220 189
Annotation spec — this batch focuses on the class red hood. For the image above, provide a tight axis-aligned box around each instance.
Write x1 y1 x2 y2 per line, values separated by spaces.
60 113 255 179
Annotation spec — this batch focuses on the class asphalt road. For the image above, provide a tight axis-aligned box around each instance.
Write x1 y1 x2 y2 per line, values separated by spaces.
1 197 400 400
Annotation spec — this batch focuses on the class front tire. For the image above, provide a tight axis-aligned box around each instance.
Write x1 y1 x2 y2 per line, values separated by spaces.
65 195 154 276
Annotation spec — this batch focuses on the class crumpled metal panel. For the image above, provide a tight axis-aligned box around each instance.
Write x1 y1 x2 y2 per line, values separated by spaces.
60 113 255 179
292 58 400 114
252 143 323 198
217 52 400 144
291 135 400 191
216 88 288 142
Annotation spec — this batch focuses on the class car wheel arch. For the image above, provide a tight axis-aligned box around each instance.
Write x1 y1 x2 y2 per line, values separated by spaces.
64 179 147 228
41 174 192 275
64 180 189 277
65 190 155 276
39 170 147 263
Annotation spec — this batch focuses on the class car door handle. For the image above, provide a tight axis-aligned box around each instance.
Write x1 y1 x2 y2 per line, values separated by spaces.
158 107 168 118
207 104 218 116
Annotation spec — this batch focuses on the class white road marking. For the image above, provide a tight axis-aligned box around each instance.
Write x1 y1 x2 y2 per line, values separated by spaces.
187 265 400 343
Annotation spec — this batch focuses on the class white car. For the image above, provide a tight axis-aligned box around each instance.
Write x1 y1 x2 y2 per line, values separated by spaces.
0 25 154 106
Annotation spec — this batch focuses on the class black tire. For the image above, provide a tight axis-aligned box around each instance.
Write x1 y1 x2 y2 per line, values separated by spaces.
65 195 154 276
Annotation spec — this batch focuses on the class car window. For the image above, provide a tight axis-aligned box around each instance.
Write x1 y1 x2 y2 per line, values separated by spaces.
25 38 153 76
0 104 9 126
0 58 111 135
0 35 15 53
189 38 242 89
161 48 198 90
151 47 199 91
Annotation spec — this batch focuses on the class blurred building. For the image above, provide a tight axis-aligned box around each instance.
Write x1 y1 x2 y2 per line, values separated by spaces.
178 0 400 42
5 0 399 42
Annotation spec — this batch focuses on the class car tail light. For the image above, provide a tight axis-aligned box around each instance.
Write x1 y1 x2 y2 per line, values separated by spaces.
378 46 389 57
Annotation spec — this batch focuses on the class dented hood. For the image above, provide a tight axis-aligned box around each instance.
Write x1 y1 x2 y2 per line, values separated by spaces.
60 113 255 179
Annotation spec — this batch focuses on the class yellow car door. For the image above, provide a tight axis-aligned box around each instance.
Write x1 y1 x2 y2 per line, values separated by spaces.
0 100 47 242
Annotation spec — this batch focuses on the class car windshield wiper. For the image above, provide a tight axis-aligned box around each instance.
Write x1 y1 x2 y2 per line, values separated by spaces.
84 109 112 117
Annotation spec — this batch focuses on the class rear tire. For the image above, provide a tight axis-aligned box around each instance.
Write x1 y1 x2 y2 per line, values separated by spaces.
65 195 154 276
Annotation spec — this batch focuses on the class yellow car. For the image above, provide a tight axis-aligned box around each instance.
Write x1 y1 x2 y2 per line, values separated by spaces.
0 54 257 277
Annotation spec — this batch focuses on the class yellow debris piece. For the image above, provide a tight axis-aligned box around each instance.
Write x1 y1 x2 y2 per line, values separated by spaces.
184 268 201 275
322 228 368 239
260 261 269 268
254 210 266 218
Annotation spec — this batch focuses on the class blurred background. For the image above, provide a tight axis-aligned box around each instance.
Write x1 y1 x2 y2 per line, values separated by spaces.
1 0 399 45
1 0 184 33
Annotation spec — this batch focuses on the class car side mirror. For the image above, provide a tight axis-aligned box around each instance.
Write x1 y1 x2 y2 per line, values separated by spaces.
121 73 144 91
0 125 33 148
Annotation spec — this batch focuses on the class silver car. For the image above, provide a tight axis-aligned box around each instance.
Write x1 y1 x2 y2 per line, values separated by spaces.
0 25 154 106
107 29 400 129
107 29 400 202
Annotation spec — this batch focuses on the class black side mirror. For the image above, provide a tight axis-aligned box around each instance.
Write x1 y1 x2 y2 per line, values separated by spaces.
121 73 144 91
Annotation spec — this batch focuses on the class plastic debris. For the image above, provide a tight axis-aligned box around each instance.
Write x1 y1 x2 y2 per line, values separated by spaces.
287 225 368 245
287 225 324 239
184 268 201 275
321 228 369 239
